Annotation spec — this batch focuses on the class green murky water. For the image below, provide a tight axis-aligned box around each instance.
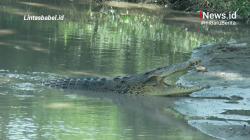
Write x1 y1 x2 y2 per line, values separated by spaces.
0 0 249 140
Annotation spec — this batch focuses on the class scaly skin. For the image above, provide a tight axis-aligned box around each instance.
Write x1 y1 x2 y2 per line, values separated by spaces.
44 59 204 96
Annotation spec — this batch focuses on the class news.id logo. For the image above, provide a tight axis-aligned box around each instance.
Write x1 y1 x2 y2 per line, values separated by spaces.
200 10 237 26
197 0 238 29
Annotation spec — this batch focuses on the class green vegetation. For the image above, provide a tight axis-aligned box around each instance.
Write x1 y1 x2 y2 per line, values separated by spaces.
161 0 250 22
1 0 248 75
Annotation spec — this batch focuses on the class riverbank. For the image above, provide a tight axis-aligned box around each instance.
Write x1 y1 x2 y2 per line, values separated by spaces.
175 41 250 140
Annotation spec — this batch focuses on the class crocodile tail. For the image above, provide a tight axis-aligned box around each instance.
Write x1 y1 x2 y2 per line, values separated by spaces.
42 77 106 90
42 78 81 89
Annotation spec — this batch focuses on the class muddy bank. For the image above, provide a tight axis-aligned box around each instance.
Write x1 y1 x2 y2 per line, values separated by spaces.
175 41 250 140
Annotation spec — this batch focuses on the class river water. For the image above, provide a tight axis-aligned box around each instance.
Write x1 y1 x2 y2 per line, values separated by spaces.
0 0 249 140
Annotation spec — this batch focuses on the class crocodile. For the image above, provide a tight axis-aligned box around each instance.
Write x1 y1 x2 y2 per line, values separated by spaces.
44 59 205 96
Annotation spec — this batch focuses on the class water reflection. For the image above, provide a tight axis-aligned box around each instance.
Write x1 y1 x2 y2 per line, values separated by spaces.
0 89 215 140
7 117 38 140
0 0 226 75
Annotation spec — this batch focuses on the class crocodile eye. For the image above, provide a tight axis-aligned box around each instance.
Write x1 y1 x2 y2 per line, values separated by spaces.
100 78 106 81
86 77 91 80
156 67 161 70
144 71 150 75
113 77 120 81
196 60 201 65
191 61 198 66
190 59 201 66
122 76 129 80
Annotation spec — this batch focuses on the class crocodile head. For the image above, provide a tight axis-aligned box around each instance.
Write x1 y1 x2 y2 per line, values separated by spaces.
140 59 204 96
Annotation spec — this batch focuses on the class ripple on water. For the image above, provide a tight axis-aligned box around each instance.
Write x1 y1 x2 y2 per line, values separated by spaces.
7 117 38 140
13 83 35 91
0 92 7 95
